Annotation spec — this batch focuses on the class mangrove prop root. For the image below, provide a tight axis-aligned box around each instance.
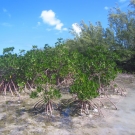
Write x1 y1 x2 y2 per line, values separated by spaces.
90 99 105 117
0 81 4 89
27 82 32 90
34 99 45 112
4 83 9 95
45 102 53 115
11 80 21 100
110 81 126 96
70 100 104 117
34 99 54 116
105 97 117 110
8 83 14 96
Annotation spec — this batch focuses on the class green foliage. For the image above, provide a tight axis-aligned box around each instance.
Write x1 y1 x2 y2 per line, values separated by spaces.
30 91 38 98
70 73 99 101
108 1 135 72
0 0 135 116
108 5 135 50
69 21 109 53
0 26 121 116
1 38 119 103
43 87 61 103
3 47 15 55
37 85 43 93
69 45 118 101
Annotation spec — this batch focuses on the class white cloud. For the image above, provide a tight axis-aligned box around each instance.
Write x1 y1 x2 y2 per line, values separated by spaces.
104 6 109 10
63 28 68 31
72 23 82 35
119 0 127 2
40 10 66 31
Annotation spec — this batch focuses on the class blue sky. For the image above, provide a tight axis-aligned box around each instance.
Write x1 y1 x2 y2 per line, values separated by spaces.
0 0 130 55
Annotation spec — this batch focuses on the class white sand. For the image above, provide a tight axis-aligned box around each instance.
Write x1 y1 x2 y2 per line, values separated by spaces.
0 74 135 135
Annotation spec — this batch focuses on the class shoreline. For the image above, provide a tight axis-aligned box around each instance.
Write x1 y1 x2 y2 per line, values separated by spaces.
0 74 135 135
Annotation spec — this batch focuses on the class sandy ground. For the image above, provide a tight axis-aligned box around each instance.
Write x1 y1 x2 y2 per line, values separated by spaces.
0 74 135 135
